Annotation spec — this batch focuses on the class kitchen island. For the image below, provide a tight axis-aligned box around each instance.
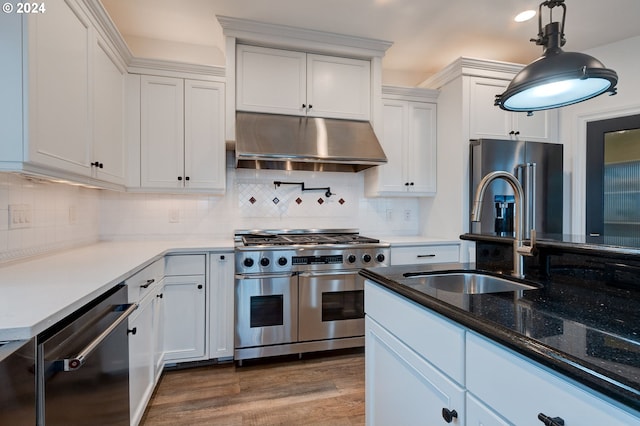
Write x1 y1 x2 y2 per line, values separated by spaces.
361 252 640 424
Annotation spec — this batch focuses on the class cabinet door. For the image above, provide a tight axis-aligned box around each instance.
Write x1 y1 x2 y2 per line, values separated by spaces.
469 77 512 140
27 0 92 175
236 45 307 116
407 102 437 194
140 75 184 189
129 293 155 426
467 332 640 426
163 275 206 362
512 108 558 142
376 99 408 193
93 37 126 185
184 80 226 191
153 280 165 380
365 316 465 426
209 253 235 359
307 54 371 120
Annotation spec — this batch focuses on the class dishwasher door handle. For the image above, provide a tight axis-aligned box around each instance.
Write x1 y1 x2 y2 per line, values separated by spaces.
60 302 138 372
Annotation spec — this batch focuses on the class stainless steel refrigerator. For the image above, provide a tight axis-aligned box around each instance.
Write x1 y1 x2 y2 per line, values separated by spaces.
469 139 563 237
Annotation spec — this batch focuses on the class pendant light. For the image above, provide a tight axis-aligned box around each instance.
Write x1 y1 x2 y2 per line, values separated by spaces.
495 0 617 113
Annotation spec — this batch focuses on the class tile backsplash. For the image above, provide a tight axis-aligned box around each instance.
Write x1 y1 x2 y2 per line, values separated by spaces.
0 173 100 264
0 169 421 262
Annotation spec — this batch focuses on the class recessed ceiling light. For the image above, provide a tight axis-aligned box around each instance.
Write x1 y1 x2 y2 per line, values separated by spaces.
514 10 536 22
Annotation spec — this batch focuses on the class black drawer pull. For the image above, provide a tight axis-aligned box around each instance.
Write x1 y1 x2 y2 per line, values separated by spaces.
140 279 154 289
417 254 436 258
441 408 458 423
538 413 565 426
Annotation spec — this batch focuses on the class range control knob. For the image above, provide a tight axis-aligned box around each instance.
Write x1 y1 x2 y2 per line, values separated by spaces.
243 258 254 268
362 254 372 263
260 257 270 267
347 254 357 264
278 257 288 266
376 253 386 263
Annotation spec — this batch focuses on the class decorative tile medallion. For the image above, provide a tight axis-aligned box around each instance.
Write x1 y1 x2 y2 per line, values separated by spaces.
296 197 303 205
317 198 324 205
272 197 280 205
339 198 345 205
249 196 256 204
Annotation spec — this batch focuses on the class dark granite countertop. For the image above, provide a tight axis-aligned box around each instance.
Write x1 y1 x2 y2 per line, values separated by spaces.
361 262 640 413
461 232 640 258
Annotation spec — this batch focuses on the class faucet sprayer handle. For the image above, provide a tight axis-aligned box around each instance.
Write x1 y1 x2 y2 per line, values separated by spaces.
517 229 537 257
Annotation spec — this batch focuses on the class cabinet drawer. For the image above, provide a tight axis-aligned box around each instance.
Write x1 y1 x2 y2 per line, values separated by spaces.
466 332 640 426
365 280 465 384
126 258 164 303
165 254 206 276
391 244 459 265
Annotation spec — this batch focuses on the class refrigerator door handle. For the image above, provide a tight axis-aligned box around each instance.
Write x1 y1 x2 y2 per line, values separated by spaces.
515 163 536 238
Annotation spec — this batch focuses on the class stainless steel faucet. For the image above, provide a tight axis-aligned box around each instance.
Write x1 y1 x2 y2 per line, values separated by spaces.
471 171 536 278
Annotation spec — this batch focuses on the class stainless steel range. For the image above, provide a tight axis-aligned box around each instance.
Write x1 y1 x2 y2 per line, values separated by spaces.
234 229 390 361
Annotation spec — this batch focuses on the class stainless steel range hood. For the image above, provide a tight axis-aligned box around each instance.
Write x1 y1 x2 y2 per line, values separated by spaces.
235 112 387 172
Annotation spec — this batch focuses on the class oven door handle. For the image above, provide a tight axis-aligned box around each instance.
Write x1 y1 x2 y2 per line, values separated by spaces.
298 270 359 277
235 272 297 280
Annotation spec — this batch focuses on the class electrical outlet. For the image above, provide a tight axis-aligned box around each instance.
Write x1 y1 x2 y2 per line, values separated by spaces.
168 209 180 223
9 204 32 229
404 209 411 221
386 209 393 221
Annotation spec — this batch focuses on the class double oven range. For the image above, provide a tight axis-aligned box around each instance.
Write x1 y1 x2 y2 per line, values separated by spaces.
234 229 390 361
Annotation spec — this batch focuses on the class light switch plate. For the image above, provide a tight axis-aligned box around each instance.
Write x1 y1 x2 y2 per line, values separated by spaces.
9 204 32 229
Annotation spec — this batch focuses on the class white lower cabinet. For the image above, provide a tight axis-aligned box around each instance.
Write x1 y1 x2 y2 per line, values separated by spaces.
365 280 640 426
366 316 465 425
466 332 640 426
390 243 460 266
128 278 164 426
163 254 207 363
208 252 235 359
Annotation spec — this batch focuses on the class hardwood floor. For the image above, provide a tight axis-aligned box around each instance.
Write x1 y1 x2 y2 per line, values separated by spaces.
141 349 365 425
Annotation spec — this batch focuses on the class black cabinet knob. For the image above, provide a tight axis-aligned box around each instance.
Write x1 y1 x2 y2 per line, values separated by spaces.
197 284 203 290
514 131 520 136
127 327 137 335
302 103 306 108
308 104 312 109
410 182 414 186
156 293 163 299
509 130 515 135
178 176 183 181
538 413 565 426
441 408 458 423
185 176 190 181
404 182 410 186
220 255 225 260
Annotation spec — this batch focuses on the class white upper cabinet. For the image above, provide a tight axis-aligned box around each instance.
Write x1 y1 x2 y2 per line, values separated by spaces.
140 76 225 193
0 0 127 188
92 37 126 185
236 44 371 121
469 76 558 142
26 0 92 176
366 87 438 197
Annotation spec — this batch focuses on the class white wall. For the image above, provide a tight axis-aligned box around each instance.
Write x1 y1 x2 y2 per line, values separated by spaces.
559 35 640 234
0 173 100 264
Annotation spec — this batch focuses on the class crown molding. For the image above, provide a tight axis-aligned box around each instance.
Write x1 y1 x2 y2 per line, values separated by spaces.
382 85 439 102
419 57 524 89
217 15 393 59
127 57 225 79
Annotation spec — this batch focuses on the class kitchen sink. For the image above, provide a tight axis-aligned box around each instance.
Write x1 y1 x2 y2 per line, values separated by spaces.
401 272 541 294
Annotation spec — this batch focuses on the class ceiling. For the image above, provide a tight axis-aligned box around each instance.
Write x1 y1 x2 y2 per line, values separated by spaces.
101 0 640 85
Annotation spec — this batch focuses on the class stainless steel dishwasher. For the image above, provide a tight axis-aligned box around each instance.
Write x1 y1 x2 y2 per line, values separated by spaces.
37 283 136 425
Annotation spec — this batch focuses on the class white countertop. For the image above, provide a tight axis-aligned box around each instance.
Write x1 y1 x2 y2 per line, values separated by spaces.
376 235 462 246
0 239 233 341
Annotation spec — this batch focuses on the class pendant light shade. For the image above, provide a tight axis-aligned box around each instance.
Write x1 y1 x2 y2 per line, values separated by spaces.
495 0 617 112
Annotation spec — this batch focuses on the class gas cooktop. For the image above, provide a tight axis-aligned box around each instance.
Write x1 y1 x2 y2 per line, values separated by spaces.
236 229 383 247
